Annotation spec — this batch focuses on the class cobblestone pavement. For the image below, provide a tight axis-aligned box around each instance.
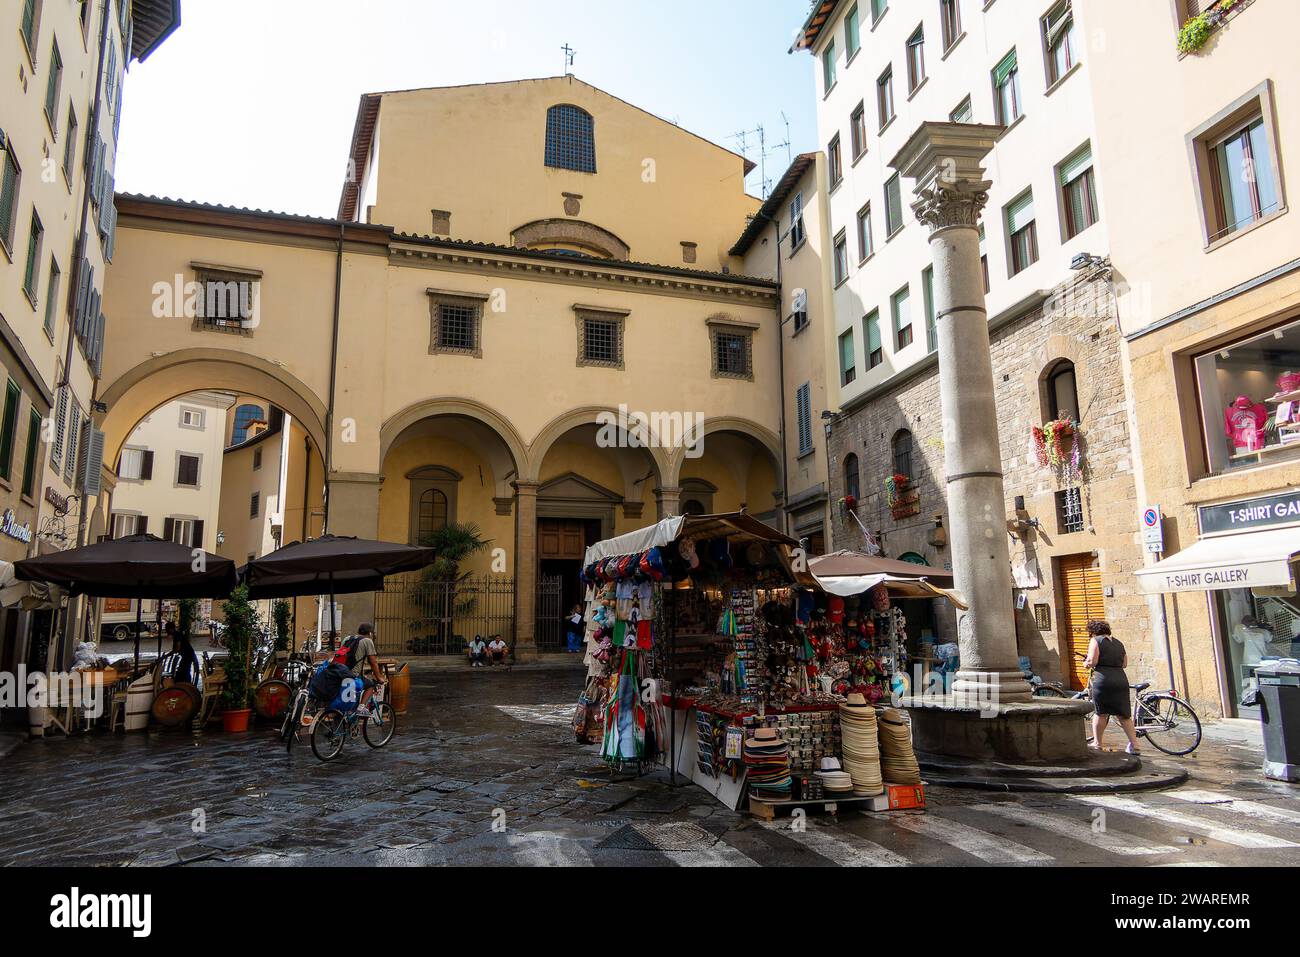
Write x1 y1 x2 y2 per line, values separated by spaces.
1 667 1297 867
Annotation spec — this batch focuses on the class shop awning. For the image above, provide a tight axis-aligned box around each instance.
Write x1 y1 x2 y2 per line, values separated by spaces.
1135 527 1300 594
807 550 966 607
580 512 797 566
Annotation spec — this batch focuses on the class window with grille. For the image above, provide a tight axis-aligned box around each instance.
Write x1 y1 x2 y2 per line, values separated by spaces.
892 429 913 479
1057 487 1085 534
250 492 260 518
582 316 620 366
196 270 258 331
712 328 751 379
544 104 596 173
436 303 478 352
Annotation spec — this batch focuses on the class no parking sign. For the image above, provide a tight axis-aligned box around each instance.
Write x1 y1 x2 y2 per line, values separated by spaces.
1141 505 1164 553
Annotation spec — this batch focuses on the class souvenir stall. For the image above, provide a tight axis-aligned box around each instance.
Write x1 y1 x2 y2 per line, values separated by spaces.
570 518 936 819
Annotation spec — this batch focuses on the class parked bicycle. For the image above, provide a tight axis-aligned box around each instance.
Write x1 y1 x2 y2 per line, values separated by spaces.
1039 654 1202 755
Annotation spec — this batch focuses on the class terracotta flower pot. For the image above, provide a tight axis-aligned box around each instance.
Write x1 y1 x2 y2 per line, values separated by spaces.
221 708 253 733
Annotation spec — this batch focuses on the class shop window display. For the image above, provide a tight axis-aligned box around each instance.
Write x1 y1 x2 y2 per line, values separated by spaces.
1195 317 1300 474
1215 584 1300 715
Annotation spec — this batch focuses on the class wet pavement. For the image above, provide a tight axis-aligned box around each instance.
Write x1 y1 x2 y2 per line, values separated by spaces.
1 667 1297 867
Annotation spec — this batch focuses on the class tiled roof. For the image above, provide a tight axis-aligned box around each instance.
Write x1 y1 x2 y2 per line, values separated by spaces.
131 0 181 63
791 0 843 53
729 152 817 257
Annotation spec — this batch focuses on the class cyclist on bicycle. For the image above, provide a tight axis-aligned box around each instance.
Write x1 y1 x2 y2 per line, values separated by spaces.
343 623 385 717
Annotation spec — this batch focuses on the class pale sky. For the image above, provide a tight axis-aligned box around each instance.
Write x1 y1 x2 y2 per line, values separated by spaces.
116 0 818 218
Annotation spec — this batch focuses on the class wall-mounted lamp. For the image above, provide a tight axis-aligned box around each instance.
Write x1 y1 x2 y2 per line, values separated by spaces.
927 514 947 550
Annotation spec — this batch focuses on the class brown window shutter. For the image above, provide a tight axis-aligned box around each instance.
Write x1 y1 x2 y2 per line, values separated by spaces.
163 517 174 542
192 520 204 548
137 515 148 535
141 450 153 480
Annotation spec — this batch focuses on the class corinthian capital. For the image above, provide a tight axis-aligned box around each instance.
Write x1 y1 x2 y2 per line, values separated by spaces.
911 178 992 232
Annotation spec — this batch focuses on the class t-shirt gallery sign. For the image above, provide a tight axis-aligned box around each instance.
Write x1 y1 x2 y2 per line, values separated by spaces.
1161 490 1299 593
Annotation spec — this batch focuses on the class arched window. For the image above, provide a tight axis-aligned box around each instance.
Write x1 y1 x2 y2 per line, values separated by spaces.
545 104 597 173
892 429 913 479
417 488 449 540
843 452 860 500
681 499 706 516
231 403 265 445
1046 360 1080 422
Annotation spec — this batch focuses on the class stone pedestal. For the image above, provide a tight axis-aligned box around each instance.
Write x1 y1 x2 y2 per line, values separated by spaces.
902 696 1093 763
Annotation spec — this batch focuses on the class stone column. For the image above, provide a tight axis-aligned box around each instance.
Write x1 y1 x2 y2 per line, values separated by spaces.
891 123 1031 705
324 471 383 640
654 485 681 520
513 480 539 662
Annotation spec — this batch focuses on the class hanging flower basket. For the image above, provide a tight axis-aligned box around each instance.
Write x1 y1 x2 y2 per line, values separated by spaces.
1032 417 1084 484
840 494 858 513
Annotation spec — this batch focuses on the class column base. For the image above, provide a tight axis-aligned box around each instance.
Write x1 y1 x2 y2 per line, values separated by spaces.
950 668 1035 705
899 696 1093 763
512 642 539 664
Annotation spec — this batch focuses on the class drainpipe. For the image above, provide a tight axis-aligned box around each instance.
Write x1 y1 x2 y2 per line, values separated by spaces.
322 223 344 531
770 216 791 537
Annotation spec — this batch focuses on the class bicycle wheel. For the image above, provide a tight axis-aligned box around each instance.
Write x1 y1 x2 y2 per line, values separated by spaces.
310 709 348 761
363 702 396 748
1032 684 1069 699
1140 693 1202 756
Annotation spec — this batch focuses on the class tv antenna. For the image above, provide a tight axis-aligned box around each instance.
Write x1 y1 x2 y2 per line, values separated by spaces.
731 118 792 199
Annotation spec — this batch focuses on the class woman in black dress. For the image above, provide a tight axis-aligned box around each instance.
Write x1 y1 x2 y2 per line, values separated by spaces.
1083 619 1142 754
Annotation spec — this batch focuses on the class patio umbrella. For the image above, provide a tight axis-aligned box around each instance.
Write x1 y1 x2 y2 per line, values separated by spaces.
238 535 436 641
14 534 238 672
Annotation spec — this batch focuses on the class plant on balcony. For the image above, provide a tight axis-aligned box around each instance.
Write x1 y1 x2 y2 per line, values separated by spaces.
839 494 858 513
1177 0 1249 55
1033 417 1084 484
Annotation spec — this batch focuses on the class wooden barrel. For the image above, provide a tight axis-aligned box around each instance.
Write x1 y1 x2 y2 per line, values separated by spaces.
253 678 292 719
125 673 155 732
152 685 198 726
387 663 410 715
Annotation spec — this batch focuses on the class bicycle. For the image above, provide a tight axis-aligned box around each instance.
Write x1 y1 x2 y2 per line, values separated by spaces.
309 682 397 762
1066 654 1202 756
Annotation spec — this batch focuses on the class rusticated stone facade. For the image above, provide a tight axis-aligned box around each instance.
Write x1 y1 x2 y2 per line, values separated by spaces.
828 264 1153 688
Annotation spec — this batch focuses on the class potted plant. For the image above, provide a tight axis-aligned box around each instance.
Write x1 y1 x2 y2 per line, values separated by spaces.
839 494 858 513
272 598 291 653
219 585 258 732
885 473 920 519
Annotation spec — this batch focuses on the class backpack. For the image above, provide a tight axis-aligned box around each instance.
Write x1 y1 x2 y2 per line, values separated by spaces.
308 661 353 704
331 635 363 669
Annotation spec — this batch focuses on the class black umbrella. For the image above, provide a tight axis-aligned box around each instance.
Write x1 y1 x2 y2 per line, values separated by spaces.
238 535 436 642
14 534 238 672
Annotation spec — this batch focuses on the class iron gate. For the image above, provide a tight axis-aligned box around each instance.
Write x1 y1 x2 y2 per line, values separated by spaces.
536 575 564 651
374 574 515 655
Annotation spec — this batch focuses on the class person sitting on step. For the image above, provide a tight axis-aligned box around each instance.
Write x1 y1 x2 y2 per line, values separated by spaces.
467 634 487 668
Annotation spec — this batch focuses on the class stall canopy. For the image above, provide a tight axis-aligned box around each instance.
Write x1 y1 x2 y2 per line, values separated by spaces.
1135 527 1300 594
0 560 62 610
238 535 437 598
13 534 238 598
808 550 966 607
581 512 797 566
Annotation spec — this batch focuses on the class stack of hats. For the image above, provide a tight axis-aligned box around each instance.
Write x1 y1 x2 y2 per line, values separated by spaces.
877 707 922 785
838 693 884 796
744 727 792 799
814 756 854 794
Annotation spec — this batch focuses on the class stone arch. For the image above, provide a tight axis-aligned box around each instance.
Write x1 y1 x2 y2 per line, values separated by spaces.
528 406 671 486
380 397 527 502
97 347 328 467
510 218 630 260
665 415 782 487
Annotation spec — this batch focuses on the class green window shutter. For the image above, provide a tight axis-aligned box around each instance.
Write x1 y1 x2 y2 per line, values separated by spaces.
1059 145 1092 186
993 50 1018 87
866 311 881 352
82 428 105 497
1007 192 1035 234
0 380 20 481
0 144 19 241
51 387 67 470
839 329 855 373
22 407 41 497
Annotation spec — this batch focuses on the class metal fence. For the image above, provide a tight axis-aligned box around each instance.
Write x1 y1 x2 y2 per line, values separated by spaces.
374 574 515 656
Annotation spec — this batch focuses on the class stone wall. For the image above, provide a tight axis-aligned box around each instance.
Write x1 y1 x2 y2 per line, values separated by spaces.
828 265 1153 687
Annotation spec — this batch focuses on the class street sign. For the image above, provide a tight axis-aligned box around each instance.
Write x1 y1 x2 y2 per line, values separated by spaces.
1141 505 1163 553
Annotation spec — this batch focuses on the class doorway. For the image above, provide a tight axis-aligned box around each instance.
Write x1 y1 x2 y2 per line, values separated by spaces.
1057 552 1106 690
537 517 601 650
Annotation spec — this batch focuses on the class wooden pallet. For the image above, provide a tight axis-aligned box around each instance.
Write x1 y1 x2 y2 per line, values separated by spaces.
748 792 883 820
